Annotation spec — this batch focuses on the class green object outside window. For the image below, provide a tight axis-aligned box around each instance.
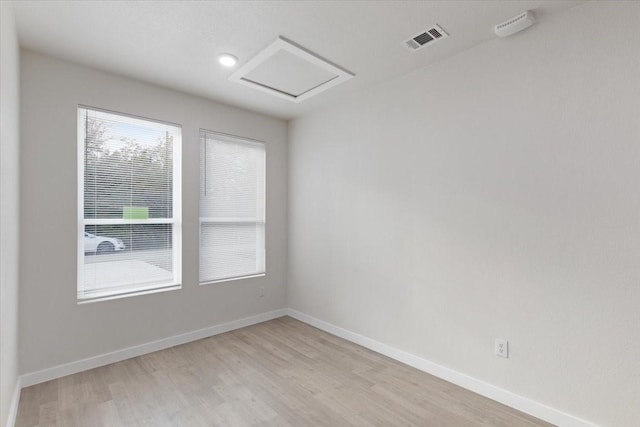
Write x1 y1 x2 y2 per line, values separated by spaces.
123 206 149 219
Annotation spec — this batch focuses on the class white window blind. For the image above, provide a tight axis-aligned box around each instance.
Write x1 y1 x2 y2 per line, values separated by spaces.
78 107 182 301
200 130 265 283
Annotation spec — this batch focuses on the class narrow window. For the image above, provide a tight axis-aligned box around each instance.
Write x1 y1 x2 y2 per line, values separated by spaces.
199 130 266 284
78 107 182 302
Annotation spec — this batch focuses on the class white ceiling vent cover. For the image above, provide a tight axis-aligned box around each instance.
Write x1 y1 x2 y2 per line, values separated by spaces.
404 25 449 51
229 37 354 103
495 11 535 37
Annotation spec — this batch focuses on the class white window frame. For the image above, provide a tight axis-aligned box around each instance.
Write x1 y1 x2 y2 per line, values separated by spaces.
77 106 182 303
199 129 266 285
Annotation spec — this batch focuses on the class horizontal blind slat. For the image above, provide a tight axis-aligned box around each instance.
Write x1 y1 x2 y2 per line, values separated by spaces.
84 218 175 225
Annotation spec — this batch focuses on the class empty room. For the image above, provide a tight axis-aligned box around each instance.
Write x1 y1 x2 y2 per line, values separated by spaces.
1 1 638 426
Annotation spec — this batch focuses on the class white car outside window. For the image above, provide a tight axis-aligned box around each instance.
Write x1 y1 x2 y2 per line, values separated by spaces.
84 232 126 254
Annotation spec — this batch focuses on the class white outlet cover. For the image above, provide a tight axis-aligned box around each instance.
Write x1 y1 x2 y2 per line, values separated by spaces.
495 339 509 358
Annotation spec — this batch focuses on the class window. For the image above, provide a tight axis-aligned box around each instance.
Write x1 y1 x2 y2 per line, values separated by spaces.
78 107 181 301
200 130 265 283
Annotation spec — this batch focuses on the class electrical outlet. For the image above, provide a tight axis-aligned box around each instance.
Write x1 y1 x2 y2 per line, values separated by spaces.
495 339 509 358
259 286 265 297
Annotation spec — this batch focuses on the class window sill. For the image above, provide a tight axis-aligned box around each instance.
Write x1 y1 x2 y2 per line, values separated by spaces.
200 273 265 286
77 283 181 304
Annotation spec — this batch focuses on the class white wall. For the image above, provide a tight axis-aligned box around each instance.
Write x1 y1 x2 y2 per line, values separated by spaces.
288 2 640 426
0 1 21 425
19 51 288 374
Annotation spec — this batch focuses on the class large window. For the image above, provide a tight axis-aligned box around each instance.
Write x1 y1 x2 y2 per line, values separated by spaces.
200 130 265 284
78 107 182 301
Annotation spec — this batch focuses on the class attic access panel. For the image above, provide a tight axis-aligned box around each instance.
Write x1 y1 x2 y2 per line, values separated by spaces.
229 37 354 103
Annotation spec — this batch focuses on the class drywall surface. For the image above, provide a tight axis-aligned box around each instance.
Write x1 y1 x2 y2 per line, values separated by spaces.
0 1 21 425
19 51 287 374
288 2 639 426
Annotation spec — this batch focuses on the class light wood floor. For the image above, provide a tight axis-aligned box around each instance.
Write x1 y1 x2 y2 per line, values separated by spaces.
16 316 553 426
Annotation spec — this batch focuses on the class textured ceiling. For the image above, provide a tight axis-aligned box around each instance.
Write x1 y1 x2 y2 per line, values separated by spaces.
12 1 583 120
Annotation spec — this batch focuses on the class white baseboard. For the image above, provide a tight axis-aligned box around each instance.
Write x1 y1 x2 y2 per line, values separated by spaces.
15 307 597 427
6 377 21 427
20 309 287 388
286 308 597 427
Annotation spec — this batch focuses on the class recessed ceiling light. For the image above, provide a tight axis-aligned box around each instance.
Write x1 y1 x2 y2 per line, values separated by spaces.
218 54 238 67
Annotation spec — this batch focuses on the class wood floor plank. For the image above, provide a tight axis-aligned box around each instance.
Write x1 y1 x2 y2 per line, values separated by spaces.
15 316 554 426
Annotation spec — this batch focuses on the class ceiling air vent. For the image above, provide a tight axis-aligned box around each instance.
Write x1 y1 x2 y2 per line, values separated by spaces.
494 11 535 37
404 25 449 51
